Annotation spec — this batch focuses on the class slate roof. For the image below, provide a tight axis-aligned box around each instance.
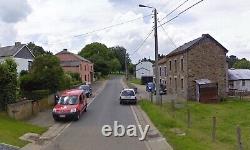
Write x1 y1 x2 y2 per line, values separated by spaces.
0 44 26 57
228 69 250 80
56 50 92 63
166 34 228 57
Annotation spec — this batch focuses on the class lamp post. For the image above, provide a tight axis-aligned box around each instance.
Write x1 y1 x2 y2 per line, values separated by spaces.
139 4 161 104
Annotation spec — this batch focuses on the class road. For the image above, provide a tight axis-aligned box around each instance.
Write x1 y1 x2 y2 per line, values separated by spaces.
43 77 147 150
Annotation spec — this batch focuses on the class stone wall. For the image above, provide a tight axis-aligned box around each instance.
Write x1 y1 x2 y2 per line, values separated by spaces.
7 94 55 120
187 38 228 100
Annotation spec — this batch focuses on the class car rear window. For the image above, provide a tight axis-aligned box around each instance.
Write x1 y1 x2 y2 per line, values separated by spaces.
121 90 135 96
58 95 79 105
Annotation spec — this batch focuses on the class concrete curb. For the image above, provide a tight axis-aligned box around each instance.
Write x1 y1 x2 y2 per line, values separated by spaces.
122 79 173 150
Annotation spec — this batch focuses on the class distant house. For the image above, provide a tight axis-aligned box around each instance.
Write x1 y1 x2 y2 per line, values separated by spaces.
136 60 154 79
0 42 35 73
164 34 228 102
56 49 94 84
228 69 250 91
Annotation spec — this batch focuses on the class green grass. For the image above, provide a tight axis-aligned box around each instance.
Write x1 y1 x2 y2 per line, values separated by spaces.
129 78 141 85
139 99 250 150
0 112 47 147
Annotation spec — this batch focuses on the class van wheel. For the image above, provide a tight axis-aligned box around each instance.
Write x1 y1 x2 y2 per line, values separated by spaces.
84 107 87 112
74 112 80 121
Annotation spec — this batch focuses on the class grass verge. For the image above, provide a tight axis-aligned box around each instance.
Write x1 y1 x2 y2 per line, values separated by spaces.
129 78 141 85
0 112 47 147
139 99 250 150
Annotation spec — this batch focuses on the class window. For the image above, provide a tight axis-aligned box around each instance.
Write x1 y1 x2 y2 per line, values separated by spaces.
242 80 246 86
164 66 167 76
174 59 177 72
160 79 162 84
175 78 177 91
181 78 184 90
169 77 172 86
85 75 87 81
28 61 32 70
169 61 172 71
159 67 162 77
181 58 184 71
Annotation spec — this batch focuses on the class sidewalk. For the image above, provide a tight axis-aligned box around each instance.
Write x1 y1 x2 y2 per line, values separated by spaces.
21 79 107 150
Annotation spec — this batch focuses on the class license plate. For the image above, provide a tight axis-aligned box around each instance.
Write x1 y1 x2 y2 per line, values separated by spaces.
59 115 66 118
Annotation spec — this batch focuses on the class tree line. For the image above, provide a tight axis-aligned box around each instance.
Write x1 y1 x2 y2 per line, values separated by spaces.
227 55 250 69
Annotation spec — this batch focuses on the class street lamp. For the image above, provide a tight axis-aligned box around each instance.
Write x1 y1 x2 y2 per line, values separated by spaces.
139 4 161 105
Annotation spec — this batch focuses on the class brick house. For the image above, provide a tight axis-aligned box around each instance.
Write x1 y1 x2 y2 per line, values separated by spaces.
165 34 228 101
56 49 94 84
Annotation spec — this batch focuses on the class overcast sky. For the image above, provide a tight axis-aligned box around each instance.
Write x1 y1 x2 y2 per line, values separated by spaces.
0 0 249 63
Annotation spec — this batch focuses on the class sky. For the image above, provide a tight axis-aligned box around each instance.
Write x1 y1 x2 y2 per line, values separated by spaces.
0 0 250 63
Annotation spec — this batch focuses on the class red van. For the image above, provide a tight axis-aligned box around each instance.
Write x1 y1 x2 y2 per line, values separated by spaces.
52 89 87 121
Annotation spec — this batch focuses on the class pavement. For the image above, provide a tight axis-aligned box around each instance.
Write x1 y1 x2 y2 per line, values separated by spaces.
20 77 172 150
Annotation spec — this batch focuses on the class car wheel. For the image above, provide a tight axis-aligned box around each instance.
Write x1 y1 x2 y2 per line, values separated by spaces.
120 101 123 105
74 112 80 121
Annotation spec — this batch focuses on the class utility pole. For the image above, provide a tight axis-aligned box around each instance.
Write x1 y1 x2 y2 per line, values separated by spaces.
125 49 128 80
153 8 161 104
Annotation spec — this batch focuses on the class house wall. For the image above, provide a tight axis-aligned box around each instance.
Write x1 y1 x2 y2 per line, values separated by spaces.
136 61 153 79
232 80 250 91
166 53 188 100
187 38 228 100
159 63 167 85
56 52 94 83
0 57 33 74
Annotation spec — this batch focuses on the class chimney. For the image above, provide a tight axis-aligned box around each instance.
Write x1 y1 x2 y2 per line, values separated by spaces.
63 49 67 51
15 42 21 46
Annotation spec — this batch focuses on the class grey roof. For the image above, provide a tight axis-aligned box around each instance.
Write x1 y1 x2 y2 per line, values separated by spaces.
166 34 228 57
56 50 92 63
195 79 212 85
60 61 81 67
0 44 26 57
228 69 250 80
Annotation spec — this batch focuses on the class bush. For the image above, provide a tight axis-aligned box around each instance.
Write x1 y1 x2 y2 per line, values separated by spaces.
21 89 49 100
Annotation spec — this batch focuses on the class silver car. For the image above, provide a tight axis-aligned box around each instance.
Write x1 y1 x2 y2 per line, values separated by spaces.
119 89 137 105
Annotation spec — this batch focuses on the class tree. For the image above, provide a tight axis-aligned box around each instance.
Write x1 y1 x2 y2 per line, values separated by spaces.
0 58 17 110
27 42 52 57
233 58 250 69
110 58 122 72
20 55 64 93
227 55 238 68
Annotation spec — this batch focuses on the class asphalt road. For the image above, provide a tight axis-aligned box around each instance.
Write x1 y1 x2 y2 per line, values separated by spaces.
43 77 147 150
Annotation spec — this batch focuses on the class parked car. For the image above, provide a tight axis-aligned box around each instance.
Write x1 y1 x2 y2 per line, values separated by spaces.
120 89 137 105
52 89 87 121
78 84 92 98
146 82 167 95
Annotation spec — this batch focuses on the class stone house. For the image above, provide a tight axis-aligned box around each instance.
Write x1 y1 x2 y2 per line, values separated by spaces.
158 57 167 85
0 42 35 73
56 49 94 84
165 34 228 101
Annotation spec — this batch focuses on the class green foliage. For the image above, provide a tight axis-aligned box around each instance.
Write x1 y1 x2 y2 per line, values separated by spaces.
27 42 52 57
226 55 238 68
0 58 17 110
21 89 49 100
20 55 64 93
233 58 250 69
59 73 72 90
19 70 28 77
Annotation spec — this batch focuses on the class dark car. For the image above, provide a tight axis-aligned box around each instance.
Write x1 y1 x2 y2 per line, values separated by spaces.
146 82 167 95
79 85 92 98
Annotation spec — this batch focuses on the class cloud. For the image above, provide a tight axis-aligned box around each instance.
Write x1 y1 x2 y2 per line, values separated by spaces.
0 0 248 64
0 0 31 23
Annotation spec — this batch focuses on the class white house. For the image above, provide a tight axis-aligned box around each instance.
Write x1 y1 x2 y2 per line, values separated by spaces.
228 69 250 91
0 42 35 73
135 60 154 79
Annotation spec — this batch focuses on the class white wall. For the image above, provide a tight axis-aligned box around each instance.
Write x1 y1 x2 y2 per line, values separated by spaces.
136 61 153 79
233 80 250 91
0 57 33 74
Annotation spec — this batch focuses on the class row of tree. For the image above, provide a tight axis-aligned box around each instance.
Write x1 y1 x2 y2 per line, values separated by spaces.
227 55 250 69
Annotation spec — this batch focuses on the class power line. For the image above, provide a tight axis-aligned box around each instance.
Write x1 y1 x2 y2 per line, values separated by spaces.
130 29 154 56
43 14 152 45
157 20 177 48
161 0 190 21
161 0 205 26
